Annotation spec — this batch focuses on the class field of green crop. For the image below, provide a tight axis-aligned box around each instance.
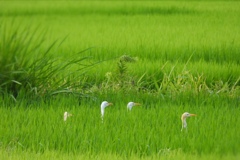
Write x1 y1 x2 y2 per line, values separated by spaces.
0 1 240 159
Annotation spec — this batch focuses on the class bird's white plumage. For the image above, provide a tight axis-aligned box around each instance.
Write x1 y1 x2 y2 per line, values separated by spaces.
181 112 196 131
64 111 72 121
127 102 141 111
101 101 113 120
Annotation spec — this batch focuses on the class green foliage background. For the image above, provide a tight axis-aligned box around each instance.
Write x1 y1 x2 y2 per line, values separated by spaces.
0 1 239 159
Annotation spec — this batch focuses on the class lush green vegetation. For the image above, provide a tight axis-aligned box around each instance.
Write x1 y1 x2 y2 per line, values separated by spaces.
0 95 239 159
0 1 239 159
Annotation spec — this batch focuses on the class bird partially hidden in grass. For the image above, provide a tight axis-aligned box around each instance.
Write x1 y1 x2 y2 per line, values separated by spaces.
181 112 196 131
64 111 73 122
101 101 113 122
127 102 141 111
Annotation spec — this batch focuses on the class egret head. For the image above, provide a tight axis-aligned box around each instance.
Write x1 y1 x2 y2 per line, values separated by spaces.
101 101 113 118
127 102 141 110
181 112 196 131
181 112 196 120
101 101 113 109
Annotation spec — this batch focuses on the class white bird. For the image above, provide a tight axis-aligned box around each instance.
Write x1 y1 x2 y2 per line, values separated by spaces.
181 112 196 131
101 101 113 120
127 102 141 111
64 111 72 121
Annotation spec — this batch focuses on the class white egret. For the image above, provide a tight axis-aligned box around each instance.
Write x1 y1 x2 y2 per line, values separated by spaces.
101 101 113 120
64 111 72 121
181 112 196 131
127 102 141 111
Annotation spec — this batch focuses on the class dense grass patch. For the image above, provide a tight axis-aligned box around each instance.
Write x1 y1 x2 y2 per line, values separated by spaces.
0 23 97 99
1 149 239 160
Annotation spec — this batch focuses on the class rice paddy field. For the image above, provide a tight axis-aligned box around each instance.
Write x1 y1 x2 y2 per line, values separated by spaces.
0 1 240 160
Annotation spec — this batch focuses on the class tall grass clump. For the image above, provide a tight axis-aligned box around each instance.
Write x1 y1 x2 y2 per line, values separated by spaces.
0 23 95 100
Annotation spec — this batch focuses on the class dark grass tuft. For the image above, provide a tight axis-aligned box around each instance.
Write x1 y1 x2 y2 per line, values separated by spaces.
0 23 96 100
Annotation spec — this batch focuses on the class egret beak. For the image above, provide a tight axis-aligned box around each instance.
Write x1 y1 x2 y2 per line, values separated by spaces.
190 114 196 116
108 103 113 106
134 103 141 106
